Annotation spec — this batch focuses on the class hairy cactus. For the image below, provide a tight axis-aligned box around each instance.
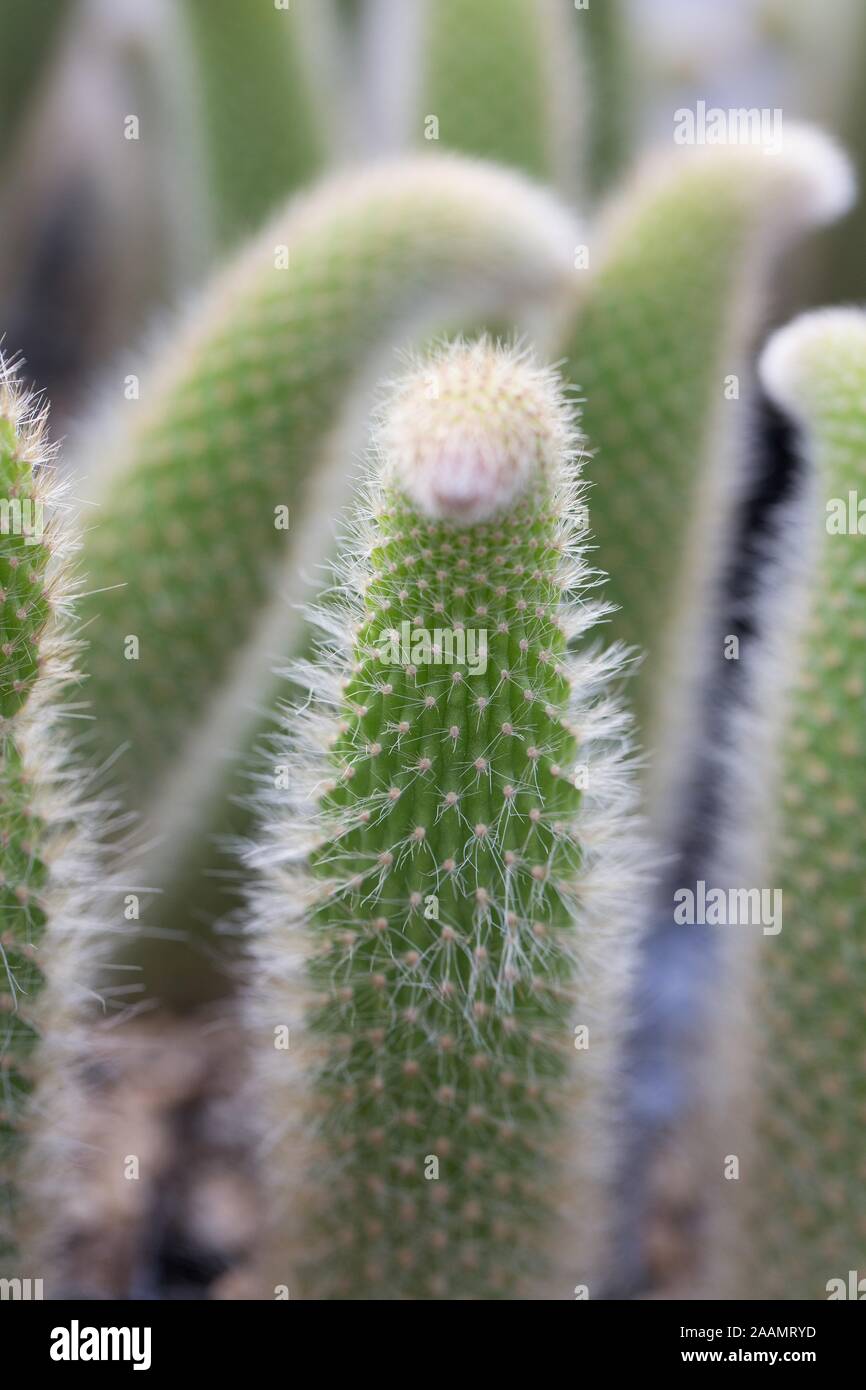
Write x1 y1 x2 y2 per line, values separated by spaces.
711 310 866 1299
74 156 576 1005
248 341 641 1299
0 359 82 1265
560 127 854 809
179 0 335 248
416 0 584 196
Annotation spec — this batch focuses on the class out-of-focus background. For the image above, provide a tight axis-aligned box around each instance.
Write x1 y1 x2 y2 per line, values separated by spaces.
2 0 864 442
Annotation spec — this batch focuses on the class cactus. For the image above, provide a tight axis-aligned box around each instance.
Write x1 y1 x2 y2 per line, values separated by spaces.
560 128 854 804
179 0 333 249
73 156 576 1005
710 309 866 1299
247 340 642 1300
415 0 585 196
412 0 633 200
0 357 81 1264
335 0 361 24
578 0 633 197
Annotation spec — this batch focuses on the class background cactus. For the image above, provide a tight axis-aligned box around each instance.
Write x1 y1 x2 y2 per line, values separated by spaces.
579 0 633 198
178 0 334 250
560 128 853 781
415 0 585 197
707 309 866 1299
249 340 641 1299
73 156 576 1006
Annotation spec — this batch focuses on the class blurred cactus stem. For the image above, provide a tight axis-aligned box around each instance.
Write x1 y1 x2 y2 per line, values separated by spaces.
559 126 854 822
248 340 642 1299
179 0 338 248
74 156 578 1007
415 0 585 197
579 0 634 198
712 310 866 1298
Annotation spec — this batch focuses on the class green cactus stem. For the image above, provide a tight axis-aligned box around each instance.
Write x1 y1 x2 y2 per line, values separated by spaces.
248 340 642 1300
416 0 585 196
0 357 84 1267
712 309 866 1298
179 0 334 248
579 0 633 198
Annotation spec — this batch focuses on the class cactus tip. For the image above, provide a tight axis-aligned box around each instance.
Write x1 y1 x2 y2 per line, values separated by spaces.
759 306 866 419
773 123 856 226
378 339 576 524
